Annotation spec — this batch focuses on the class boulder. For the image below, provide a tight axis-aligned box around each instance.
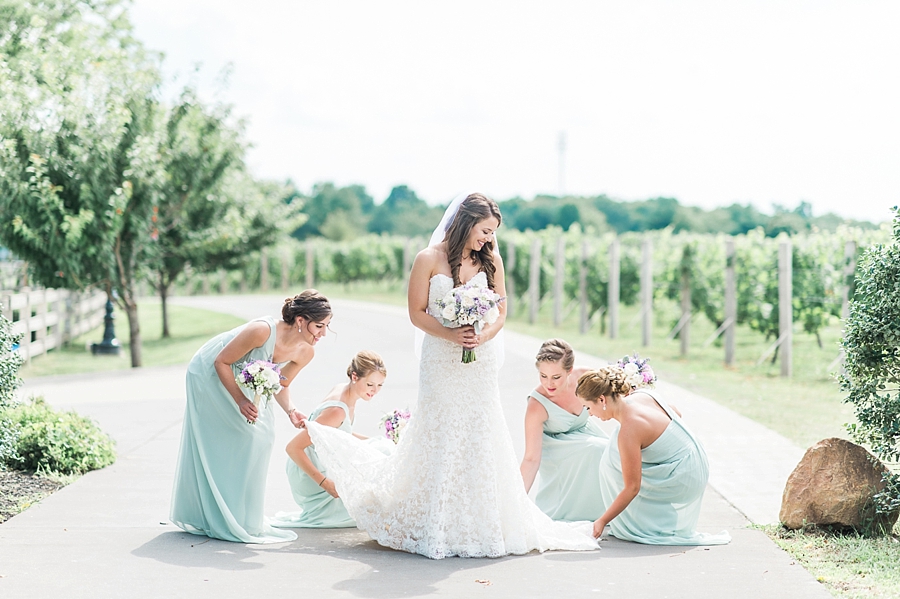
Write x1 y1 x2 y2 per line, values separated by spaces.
780 437 898 531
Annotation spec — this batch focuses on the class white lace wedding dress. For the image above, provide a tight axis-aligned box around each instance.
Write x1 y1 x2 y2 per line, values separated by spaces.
306 272 599 559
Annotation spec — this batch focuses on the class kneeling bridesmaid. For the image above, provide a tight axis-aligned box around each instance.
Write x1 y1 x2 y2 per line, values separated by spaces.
519 339 609 522
273 351 388 528
576 366 730 545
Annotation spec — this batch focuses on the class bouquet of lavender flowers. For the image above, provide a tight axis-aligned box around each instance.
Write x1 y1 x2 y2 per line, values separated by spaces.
235 360 284 424
616 353 657 390
379 409 411 444
433 280 504 363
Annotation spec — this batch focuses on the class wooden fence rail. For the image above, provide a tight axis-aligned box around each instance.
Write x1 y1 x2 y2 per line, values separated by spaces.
1 288 106 362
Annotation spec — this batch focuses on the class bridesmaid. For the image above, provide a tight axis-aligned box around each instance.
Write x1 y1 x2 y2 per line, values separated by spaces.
519 339 608 522
576 366 730 545
273 351 389 529
170 290 332 543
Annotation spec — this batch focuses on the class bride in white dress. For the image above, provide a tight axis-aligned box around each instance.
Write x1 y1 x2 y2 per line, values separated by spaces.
307 192 598 559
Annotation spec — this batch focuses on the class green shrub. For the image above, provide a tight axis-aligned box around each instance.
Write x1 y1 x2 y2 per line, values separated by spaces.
4 397 116 475
0 309 24 464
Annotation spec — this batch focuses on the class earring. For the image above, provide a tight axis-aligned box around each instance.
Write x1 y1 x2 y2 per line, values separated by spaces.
602 402 607 411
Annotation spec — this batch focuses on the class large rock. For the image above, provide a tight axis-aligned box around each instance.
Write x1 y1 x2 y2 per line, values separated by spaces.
780 437 898 531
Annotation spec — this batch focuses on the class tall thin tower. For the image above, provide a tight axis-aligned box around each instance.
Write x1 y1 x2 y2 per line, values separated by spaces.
558 131 566 197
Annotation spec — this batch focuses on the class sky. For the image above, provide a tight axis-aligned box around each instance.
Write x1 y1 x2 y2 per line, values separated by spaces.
129 0 900 223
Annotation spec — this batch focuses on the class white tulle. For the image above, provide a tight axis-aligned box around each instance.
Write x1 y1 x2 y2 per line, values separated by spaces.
307 273 598 559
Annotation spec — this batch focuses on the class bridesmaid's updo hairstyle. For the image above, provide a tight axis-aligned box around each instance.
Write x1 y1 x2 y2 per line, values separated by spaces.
444 193 502 291
347 350 387 380
282 289 332 325
576 366 632 404
535 338 575 371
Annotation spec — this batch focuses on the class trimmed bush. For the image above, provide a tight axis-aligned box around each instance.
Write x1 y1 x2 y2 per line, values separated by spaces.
4 397 116 475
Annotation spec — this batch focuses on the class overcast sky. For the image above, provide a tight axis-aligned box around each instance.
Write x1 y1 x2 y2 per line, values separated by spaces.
130 0 899 223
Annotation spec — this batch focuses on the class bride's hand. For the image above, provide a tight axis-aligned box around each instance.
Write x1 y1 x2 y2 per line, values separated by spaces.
450 325 477 348
289 409 307 428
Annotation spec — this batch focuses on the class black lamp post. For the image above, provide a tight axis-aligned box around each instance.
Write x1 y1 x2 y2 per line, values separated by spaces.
91 297 121 356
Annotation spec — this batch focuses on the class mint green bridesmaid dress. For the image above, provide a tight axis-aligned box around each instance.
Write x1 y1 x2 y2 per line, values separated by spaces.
530 391 609 522
170 316 297 544
271 401 357 528
598 392 731 545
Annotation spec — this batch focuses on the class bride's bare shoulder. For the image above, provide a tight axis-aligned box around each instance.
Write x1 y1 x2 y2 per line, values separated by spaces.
414 244 448 271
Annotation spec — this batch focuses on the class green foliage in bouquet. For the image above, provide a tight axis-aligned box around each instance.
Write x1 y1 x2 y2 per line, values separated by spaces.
4 397 116 475
840 208 900 520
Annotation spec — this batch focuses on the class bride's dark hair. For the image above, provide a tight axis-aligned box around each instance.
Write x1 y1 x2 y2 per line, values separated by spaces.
443 193 502 290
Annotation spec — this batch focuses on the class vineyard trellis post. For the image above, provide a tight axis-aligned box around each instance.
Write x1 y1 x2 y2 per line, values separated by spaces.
528 238 541 324
218 269 227 294
641 238 652 347
553 236 565 326
779 240 793 377
281 249 290 291
202 274 210 295
609 238 620 339
680 249 690 356
260 248 269 291
505 240 516 317
305 240 315 289
834 240 857 373
579 240 589 334
402 238 414 290
725 238 736 366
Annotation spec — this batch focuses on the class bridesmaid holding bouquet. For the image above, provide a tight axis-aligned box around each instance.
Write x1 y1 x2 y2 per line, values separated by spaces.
170 290 332 543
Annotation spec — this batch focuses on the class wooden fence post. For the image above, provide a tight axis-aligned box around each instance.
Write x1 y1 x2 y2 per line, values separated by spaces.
641 239 652 347
281 250 290 291
22 287 31 363
579 241 589 334
725 239 736 366
218 269 227 294
260 249 269 292
305 240 315 289
779 240 793 377
553 236 565 326
609 238 620 339
528 238 542 324
680 252 691 356
505 240 516 317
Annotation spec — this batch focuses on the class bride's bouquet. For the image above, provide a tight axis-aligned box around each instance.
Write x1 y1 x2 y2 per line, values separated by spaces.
433 280 504 363
379 409 411 444
616 353 657 390
235 360 285 424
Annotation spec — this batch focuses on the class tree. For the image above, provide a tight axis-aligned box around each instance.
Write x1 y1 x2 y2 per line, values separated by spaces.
293 183 373 240
153 88 245 337
0 0 162 367
368 185 442 237
841 209 900 462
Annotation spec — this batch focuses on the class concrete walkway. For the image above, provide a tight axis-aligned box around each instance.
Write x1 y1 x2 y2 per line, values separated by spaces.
0 295 826 599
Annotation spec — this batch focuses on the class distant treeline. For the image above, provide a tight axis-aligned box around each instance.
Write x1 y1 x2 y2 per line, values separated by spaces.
289 182 879 241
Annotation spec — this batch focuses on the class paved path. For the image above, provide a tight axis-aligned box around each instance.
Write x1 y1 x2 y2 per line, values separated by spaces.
0 295 826 599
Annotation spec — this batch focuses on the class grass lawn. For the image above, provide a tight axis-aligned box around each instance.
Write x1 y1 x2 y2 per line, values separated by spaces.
19 300 244 379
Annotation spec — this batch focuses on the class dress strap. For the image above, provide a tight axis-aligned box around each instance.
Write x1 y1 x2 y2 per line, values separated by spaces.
311 401 350 425
528 390 556 415
639 390 677 422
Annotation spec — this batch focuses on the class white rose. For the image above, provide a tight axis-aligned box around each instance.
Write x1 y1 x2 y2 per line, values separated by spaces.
442 305 457 321
485 307 500 324
262 369 280 386
627 374 643 388
461 295 475 308
247 363 261 375
623 363 639 376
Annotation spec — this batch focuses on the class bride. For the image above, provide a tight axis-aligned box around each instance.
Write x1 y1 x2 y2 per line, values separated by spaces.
307 192 598 559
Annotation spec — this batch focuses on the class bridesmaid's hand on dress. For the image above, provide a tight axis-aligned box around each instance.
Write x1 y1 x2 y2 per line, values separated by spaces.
321 478 339 498
592 517 608 539
289 409 307 428
240 398 258 423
